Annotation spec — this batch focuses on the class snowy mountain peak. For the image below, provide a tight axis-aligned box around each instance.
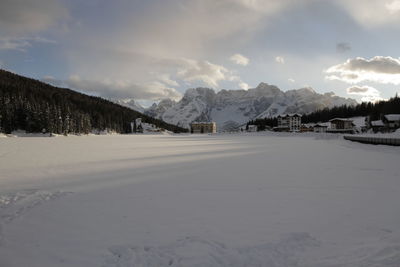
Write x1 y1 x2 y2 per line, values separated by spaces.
183 87 216 102
146 98 177 119
159 98 176 106
255 82 281 93
256 82 272 89
145 83 357 131
113 98 145 113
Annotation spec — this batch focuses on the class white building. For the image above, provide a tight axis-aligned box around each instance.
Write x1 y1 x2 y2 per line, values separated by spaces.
276 114 302 132
131 118 143 133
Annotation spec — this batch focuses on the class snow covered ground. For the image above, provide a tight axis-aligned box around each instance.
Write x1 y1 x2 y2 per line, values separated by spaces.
1 134 400 266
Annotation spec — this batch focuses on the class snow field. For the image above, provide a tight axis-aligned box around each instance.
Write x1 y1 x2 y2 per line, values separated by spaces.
0 134 400 266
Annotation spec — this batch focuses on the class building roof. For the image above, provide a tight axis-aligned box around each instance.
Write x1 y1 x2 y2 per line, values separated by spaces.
191 122 216 124
329 118 354 122
314 124 328 128
278 113 302 118
371 120 385 127
384 114 400 121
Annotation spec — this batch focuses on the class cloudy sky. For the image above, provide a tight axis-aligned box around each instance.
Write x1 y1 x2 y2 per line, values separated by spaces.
1 0 400 105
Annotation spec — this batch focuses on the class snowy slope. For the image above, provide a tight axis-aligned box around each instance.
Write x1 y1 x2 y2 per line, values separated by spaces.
145 99 177 119
1 134 400 266
145 83 356 131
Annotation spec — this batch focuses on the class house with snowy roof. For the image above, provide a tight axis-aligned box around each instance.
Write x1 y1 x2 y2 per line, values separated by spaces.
313 123 328 133
382 114 400 130
370 120 385 133
327 118 354 133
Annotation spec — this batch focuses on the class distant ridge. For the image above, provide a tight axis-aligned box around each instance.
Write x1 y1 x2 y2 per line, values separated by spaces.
0 69 187 134
145 83 357 131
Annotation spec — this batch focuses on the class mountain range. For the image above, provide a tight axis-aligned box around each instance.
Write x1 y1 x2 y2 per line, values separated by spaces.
124 83 356 131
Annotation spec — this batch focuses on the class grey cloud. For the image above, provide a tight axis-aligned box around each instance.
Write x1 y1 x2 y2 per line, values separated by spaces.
347 86 369 93
336 42 351 53
343 73 358 80
0 0 67 34
0 36 56 51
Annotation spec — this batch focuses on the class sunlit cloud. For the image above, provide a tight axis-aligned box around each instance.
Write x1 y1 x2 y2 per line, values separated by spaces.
275 56 285 64
326 56 400 85
336 0 400 27
177 59 229 88
385 0 400 14
157 74 179 87
239 82 249 90
229 53 249 66
346 85 384 102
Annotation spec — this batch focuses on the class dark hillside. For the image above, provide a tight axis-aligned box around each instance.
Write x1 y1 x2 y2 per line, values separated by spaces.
0 69 187 134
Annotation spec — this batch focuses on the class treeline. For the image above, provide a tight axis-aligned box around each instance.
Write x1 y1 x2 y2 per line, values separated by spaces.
302 95 400 123
246 117 277 131
247 95 400 130
0 69 187 134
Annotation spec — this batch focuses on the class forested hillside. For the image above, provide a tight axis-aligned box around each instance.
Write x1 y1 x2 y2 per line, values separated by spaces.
0 69 187 134
301 96 400 123
247 95 400 130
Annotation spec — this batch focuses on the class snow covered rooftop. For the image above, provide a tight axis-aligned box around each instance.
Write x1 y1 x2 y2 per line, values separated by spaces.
371 120 385 126
384 114 400 121
278 113 302 118
191 122 216 124
329 118 354 122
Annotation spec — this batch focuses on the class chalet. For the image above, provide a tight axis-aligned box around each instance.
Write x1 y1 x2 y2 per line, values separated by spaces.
370 120 385 133
313 123 328 133
300 124 313 132
382 114 400 130
275 114 302 132
327 118 354 133
247 125 258 132
191 122 217 134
